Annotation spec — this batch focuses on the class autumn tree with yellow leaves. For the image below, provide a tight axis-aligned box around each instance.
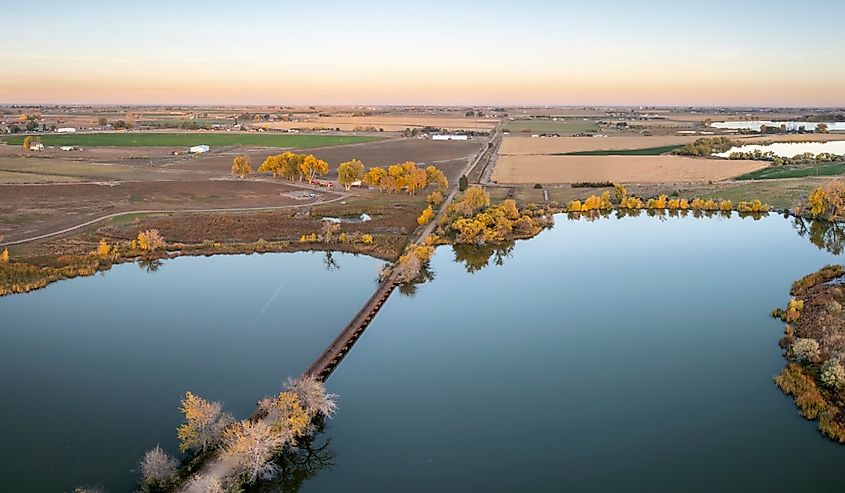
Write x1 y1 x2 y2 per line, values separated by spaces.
338 159 365 190
418 205 435 225
1 248 8 263
137 229 165 251
96 239 110 257
231 155 253 179
362 161 447 195
299 155 329 184
177 391 232 453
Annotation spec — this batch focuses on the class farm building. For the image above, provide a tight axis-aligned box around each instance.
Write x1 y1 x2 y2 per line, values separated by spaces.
432 134 468 141
189 144 210 153
56 127 76 133
29 142 45 151
60 145 78 151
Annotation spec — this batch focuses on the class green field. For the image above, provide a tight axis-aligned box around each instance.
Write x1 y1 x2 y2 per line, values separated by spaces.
1 133 384 148
556 145 682 156
504 119 598 134
736 162 845 181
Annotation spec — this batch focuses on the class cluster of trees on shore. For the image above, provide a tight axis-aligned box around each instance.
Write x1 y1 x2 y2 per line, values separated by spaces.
728 149 845 166
672 137 737 156
136 375 337 491
798 180 845 220
0 229 167 297
774 264 845 444
567 184 769 214
435 187 552 246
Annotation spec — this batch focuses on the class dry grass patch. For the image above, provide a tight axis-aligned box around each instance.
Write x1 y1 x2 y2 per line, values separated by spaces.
500 136 701 155
492 155 767 184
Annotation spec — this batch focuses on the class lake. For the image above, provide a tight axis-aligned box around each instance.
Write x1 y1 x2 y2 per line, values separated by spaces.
296 213 845 493
711 121 845 132
3 214 845 492
715 140 845 158
0 251 382 493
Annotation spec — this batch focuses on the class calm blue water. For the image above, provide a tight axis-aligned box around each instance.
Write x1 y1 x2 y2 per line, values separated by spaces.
300 213 845 493
0 251 381 493
4 215 845 492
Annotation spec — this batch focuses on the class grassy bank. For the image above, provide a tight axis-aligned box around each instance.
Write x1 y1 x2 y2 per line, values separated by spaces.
2 132 383 148
737 162 845 180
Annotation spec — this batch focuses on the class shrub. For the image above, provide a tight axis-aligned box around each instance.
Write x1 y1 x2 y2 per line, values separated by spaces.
790 338 821 363
820 360 845 390
139 445 178 487
137 229 165 251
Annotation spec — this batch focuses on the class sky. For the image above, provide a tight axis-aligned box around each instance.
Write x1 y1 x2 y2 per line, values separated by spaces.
1 0 844 106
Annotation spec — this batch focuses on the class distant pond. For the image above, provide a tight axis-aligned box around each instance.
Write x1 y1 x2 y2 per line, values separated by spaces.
715 140 845 158
711 120 845 132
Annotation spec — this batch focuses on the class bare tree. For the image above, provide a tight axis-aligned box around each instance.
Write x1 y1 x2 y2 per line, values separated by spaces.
321 221 341 244
139 445 178 487
285 375 337 419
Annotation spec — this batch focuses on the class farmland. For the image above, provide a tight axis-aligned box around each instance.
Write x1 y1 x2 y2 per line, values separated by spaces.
503 118 598 134
255 113 497 132
499 136 701 155
491 154 767 184
1 132 383 148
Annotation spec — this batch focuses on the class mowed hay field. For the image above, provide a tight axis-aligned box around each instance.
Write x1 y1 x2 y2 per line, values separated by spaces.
492 155 768 184
500 136 702 155
1 133 382 148
256 114 497 132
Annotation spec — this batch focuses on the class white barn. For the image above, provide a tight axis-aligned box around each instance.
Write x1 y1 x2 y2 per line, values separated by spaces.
56 127 76 133
432 134 468 141
190 144 210 153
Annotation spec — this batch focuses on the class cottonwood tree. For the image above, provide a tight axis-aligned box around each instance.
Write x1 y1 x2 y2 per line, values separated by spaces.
137 229 165 251
299 155 328 184
425 166 448 191
337 159 365 190
453 186 490 216
177 391 232 453
223 420 287 484
231 155 253 179
139 445 178 487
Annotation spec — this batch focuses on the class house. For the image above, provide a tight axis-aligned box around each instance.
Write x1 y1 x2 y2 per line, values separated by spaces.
56 127 76 133
189 144 210 154
30 142 45 151
432 134 469 141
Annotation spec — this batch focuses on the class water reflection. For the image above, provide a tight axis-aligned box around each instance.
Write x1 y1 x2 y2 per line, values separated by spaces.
792 216 845 255
137 258 163 273
452 242 515 273
248 421 335 493
323 252 341 271
398 264 436 297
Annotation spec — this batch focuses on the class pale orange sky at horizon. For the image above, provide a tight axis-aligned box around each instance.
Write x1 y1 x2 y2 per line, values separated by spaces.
2 1 844 107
